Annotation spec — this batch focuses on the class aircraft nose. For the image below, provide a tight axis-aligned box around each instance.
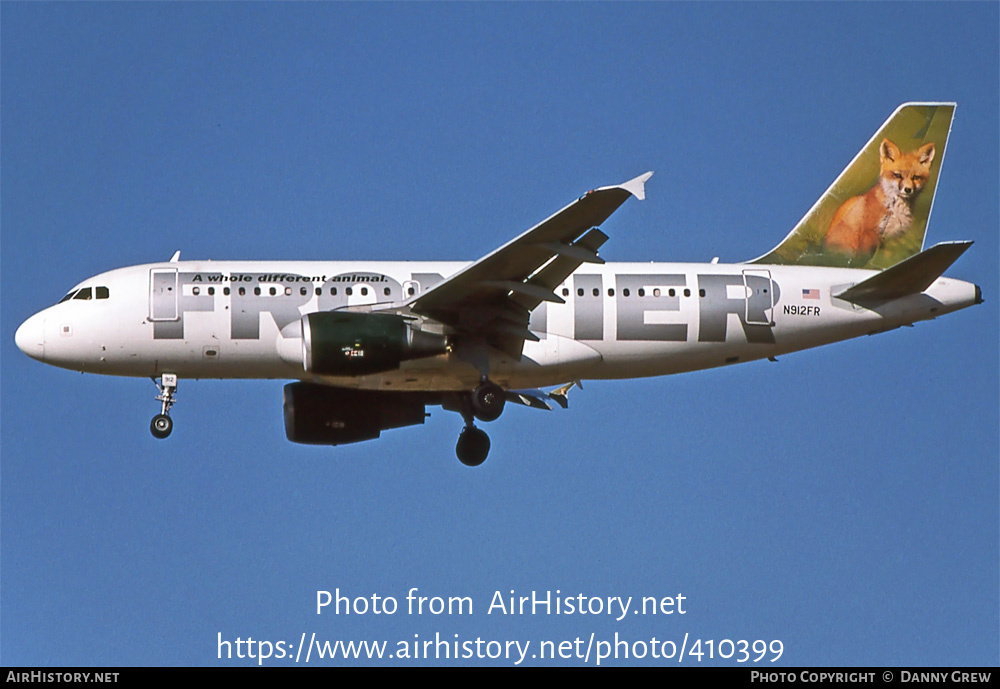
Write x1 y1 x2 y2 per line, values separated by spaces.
15 313 45 361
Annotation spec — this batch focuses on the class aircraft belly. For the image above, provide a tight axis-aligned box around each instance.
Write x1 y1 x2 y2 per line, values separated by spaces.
305 334 603 392
517 334 602 369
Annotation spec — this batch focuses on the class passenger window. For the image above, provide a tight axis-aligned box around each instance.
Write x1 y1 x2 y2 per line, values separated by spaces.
638 288 645 297
623 288 630 297
346 287 353 296
592 288 599 297
608 288 614 297
192 286 200 296
384 288 391 296
74 288 93 300
577 288 584 297
208 287 215 296
269 287 276 296
360 287 368 296
301 287 308 296
224 287 230 296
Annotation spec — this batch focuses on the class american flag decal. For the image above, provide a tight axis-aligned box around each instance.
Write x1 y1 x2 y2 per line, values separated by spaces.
802 289 820 300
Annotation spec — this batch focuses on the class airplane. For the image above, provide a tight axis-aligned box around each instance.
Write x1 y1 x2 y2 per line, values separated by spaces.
14 102 982 467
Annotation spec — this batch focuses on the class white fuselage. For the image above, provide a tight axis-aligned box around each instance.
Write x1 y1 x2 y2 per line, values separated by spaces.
15 260 979 391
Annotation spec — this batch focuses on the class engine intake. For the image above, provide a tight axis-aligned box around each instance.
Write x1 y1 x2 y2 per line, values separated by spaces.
302 311 446 376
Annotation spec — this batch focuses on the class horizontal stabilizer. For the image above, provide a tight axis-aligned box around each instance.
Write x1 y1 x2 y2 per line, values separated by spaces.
834 241 972 305
505 390 553 411
505 381 582 411
547 380 581 409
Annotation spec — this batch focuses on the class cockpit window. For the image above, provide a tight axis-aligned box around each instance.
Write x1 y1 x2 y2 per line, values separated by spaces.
57 286 108 304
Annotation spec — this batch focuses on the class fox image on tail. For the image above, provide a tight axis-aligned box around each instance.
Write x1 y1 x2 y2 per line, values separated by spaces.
823 138 935 265
750 103 953 271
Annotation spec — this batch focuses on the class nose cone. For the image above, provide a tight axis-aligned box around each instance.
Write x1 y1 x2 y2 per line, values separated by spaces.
15 313 45 361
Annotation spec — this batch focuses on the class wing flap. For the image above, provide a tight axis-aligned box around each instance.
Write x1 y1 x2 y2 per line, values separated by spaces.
535 239 606 264
481 280 566 304
409 173 651 357
510 228 610 311
411 173 651 318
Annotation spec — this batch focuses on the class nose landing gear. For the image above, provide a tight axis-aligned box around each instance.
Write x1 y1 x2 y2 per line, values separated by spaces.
150 373 177 439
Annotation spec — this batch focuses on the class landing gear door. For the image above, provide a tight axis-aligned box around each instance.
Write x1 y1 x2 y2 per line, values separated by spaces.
742 269 774 326
150 269 179 321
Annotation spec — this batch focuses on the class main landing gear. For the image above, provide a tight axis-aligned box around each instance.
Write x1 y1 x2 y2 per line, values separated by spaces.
455 379 506 467
471 380 505 421
456 426 490 467
150 373 177 439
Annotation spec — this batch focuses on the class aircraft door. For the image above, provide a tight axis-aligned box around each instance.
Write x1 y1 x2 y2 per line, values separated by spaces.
149 269 179 321
742 269 774 326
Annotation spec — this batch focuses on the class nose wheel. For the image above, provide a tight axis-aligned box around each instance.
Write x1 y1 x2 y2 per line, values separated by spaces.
150 373 178 439
150 414 173 439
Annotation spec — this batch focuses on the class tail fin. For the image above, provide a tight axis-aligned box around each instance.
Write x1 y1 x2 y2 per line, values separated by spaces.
751 102 955 270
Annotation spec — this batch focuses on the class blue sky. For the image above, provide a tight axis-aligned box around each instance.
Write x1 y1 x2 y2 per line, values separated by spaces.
2 3 997 666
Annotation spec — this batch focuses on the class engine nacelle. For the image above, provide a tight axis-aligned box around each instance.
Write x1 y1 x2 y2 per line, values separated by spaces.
302 311 446 376
283 382 426 445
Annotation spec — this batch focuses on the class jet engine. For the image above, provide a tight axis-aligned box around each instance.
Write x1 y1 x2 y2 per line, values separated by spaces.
301 311 446 376
283 382 427 445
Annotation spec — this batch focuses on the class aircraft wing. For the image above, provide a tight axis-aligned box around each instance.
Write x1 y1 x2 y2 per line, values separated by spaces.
408 172 652 357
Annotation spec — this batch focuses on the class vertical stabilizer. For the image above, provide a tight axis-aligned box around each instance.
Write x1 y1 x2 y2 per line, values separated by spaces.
751 103 954 270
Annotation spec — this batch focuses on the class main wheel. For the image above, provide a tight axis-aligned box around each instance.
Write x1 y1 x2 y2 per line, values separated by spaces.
471 381 505 422
456 427 490 467
150 414 173 439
